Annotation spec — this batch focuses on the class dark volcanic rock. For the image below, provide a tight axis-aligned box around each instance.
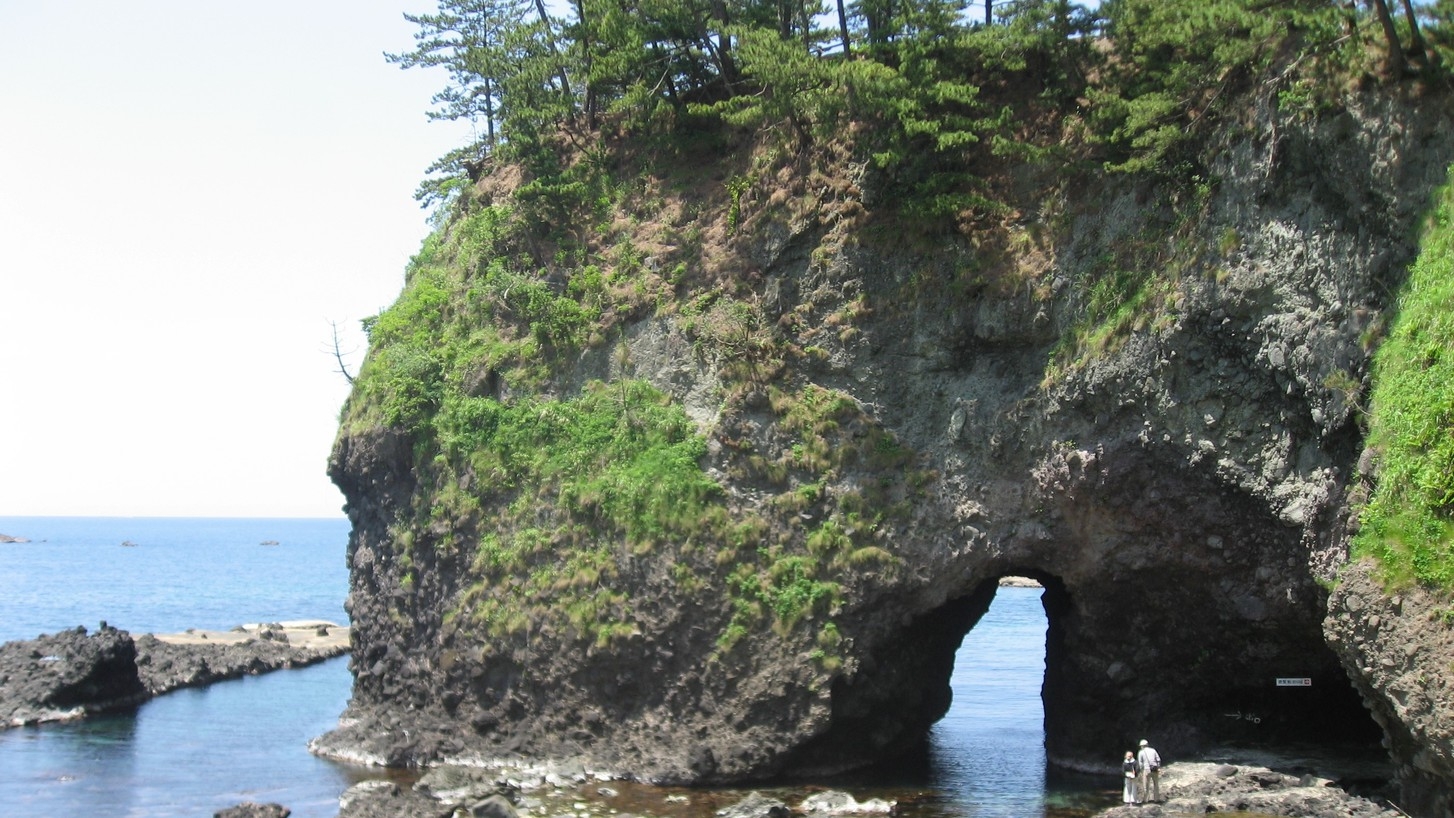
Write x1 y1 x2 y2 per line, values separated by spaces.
134 633 340 695
2 623 349 728
337 779 457 818
0 624 147 725
215 803 292 818
1326 560 1454 818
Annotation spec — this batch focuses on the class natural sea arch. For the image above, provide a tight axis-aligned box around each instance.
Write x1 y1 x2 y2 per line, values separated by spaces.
788 566 1383 778
928 580 1053 812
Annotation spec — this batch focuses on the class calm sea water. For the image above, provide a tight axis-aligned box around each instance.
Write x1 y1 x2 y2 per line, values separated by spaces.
810 584 1110 818
0 517 356 818
0 516 349 642
0 518 1109 818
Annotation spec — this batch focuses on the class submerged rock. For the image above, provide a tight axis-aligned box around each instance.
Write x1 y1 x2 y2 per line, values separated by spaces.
714 792 790 818
798 791 894 814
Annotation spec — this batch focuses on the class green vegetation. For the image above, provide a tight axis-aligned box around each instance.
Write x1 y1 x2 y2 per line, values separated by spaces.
346 0 1454 651
395 0 1448 220
345 148 915 651
1353 165 1454 590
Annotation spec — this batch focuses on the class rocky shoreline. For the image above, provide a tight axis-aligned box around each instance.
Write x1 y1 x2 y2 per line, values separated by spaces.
0 620 349 727
320 754 1402 818
1094 760 1404 818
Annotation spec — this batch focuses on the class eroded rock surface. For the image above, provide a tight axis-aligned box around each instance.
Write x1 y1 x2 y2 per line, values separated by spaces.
322 87 1454 811
1326 560 1454 818
138 622 349 695
0 624 146 725
1094 761 1401 818
215 803 292 818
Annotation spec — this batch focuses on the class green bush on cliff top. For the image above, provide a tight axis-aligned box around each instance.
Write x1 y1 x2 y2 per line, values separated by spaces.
1354 166 1454 590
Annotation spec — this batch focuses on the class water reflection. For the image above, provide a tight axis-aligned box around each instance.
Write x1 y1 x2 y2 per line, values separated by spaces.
4 712 142 818
0 658 357 818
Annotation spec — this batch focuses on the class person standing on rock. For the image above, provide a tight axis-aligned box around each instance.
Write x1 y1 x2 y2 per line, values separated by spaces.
1121 751 1139 805
1137 739 1162 803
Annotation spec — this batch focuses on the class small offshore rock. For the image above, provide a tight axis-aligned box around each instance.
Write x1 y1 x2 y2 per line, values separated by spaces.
461 794 519 818
799 791 895 814
716 792 790 818
215 803 291 818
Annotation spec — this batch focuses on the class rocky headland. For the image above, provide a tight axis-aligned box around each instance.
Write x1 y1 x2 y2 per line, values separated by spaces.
1 621 349 726
310 7 1454 813
320 80 1454 806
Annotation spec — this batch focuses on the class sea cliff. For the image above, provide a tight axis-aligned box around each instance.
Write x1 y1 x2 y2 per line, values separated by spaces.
320 70 1454 815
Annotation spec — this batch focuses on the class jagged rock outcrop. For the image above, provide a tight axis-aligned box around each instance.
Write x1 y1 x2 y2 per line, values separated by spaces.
1 623 349 726
214 803 292 818
1326 560 1454 818
0 624 147 725
135 626 347 695
321 86 1454 813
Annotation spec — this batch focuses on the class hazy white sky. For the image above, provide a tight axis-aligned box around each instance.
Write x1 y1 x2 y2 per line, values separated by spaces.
0 1 476 518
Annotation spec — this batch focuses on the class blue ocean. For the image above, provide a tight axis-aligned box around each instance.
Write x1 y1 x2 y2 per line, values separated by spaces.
0 517 357 818
0 517 1108 818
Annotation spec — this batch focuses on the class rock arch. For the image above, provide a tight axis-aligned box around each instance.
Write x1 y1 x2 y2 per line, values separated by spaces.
772 436 1383 778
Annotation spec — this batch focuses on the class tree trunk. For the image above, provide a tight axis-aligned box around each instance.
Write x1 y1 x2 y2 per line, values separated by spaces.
533 0 574 103
708 0 739 88
1366 0 1407 75
1397 0 1432 67
572 0 596 127
836 0 851 55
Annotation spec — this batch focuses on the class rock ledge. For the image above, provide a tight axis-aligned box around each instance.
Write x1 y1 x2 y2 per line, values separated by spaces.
1 621 349 727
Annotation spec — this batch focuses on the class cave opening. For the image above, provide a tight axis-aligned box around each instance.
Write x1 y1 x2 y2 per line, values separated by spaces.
824 573 1094 812
921 577 1055 812
808 557 1389 791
